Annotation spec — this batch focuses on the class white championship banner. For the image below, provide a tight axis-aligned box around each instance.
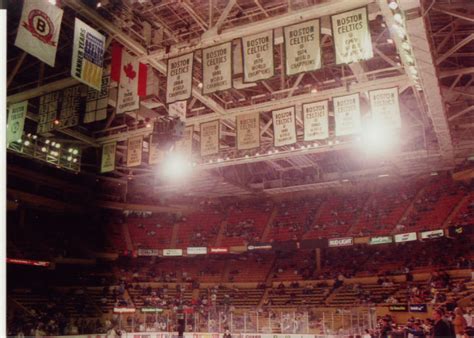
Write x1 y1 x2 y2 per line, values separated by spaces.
202 42 232 94
127 136 143 167
236 112 260 150
166 52 194 103
272 106 297 147
242 30 274 83
71 18 106 91
7 101 28 147
200 120 219 156
168 100 187 121
148 135 163 165
333 93 361 136
15 1 64 67
303 100 329 141
100 142 116 173
284 19 321 76
369 87 401 129
175 125 194 156
331 7 373 64
117 49 140 114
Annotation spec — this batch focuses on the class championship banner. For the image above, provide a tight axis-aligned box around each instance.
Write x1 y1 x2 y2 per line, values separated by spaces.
303 100 329 141
100 142 116 173
84 75 110 123
202 42 232 94
272 106 297 147
333 93 361 136
369 87 401 129
236 112 260 150
166 52 194 103
14 1 64 67
148 135 164 165
127 136 143 167
168 100 187 121
283 19 321 76
331 7 373 64
175 125 194 155
117 49 140 114
71 18 106 90
242 30 274 83
7 101 28 147
200 120 219 156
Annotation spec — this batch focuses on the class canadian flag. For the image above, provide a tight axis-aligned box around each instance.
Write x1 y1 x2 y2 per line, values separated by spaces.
112 43 148 114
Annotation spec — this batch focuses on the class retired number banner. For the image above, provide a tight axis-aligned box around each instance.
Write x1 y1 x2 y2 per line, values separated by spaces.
369 87 401 129
333 93 361 136
117 50 140 114
175 126 194 156
202 42 232 94
242 31 274 83
303 100 329 141
331 7 373 64
7 101 28 147
127 136 143 167
284 19 321 76
15 1 64 67
272 107 297 147
101 142 116 173
200 120 219 156
166 53 194 103
236 113 260 150
71 18 106 91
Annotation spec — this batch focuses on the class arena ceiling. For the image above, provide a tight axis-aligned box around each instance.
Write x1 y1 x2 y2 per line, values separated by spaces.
6 0 474 198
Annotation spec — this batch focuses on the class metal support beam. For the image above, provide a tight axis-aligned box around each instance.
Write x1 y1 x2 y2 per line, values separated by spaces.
7 77 80 103
432 6 474 23
436 34 474 65
7 52 27 87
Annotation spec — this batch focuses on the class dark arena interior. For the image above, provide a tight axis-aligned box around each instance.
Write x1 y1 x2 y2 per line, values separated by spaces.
3 0 474 337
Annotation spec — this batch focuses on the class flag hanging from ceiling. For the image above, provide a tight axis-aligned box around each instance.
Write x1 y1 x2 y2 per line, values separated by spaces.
111 43 123 82
7 101 28 147
331 7 373 64
236 112 260 150
202 42 232 95
272 106 297 147
127 136 143 167
117 49 140 114
303 100 329 141
369 87 401 129
166 52 194 104
14 1 64 67
284 19 321 76
200 120 219 156
333 93 361 136
242 30 274 83
100 142 116 173
71 18 106 91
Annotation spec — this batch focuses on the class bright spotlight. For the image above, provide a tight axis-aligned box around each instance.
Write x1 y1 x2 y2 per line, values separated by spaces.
361 120 397 154
162 153 192 180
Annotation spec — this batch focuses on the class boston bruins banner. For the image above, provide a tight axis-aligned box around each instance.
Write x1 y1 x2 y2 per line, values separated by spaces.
284 19 321 76
166 52 194 103
71 18 106 91
236 112 260 150
331 7 373 64
15 1 64 67
117 49 140 114
175 125 194 156
200 120 219 156
303 100 329 141
202 42 232 95
100 142 116 173
369 87 401 129
333 93 361 136
7 101 28 147
242 31 274 83
272 106 297 147
127 136 143 167
168 100 187 121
